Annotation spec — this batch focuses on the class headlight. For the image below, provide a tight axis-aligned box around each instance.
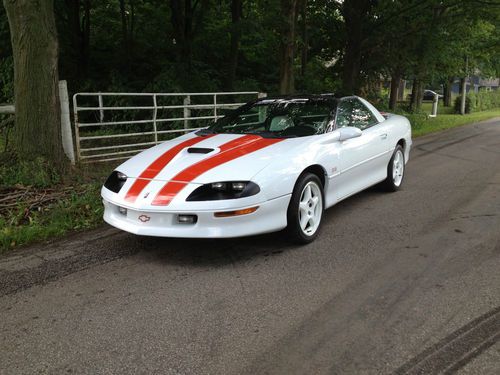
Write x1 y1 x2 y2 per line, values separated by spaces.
104 171 128 193
187 181 260 201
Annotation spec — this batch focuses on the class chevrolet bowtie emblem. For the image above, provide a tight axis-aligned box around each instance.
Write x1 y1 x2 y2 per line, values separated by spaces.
138 214 151 223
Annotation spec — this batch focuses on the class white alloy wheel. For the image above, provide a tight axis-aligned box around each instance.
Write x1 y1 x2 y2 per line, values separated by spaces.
298 181 323 236
392 149 404 187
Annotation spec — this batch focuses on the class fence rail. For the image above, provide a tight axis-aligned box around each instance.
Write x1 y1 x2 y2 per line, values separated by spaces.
73 91 263 163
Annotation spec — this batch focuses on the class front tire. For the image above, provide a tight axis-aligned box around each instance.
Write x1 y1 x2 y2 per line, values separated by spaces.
382 145 405 192
287 173 324 244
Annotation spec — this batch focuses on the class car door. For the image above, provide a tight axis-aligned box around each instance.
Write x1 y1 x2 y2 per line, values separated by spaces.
335 98 389 199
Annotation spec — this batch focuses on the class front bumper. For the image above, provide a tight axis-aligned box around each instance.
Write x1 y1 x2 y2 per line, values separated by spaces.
102 195 291 238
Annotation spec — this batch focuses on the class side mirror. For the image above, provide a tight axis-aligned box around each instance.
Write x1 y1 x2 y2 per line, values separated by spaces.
338 127 362 141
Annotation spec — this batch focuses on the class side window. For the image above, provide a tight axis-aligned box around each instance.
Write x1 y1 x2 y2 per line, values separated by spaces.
350 99 378 130
335 100 353 128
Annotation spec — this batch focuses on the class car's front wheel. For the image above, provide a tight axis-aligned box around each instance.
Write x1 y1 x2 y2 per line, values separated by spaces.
287 173 324 244
382 145 405 191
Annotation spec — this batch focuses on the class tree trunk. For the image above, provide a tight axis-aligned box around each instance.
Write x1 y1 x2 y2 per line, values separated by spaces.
300 0 308 78
226 0 243 90
65 0 81 79
410 78 422 112
82 0 90 76
169 0 208 71
416 83 424 110
64 0 90 80
130 0 135 56
341 0 372 95
279 0 298 94
460 77 467 115
3 0 66 171
170 0 186 63
443 76 453 107
119 0 130 68
389 72 401 110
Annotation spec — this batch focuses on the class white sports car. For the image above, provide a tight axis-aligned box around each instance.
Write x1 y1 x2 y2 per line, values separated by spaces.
102 95 411 243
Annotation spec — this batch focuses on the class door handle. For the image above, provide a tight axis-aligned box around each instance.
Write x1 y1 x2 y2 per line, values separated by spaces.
380 133 388 139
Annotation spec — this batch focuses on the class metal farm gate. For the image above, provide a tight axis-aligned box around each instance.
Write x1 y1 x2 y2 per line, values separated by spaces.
73 92 263 163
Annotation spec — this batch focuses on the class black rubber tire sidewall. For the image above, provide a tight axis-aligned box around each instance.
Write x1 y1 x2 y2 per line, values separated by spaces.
286 173 324 244
383 145 405 192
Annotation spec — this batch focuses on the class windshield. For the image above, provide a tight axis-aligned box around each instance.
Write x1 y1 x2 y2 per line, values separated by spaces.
200 98 336 138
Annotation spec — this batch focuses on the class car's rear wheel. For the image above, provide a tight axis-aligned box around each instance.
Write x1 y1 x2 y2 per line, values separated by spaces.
287 173 324 244
382 145 405 192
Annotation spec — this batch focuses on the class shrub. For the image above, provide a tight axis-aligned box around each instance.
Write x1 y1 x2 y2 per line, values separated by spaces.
0 155 60 188
455 90 500 113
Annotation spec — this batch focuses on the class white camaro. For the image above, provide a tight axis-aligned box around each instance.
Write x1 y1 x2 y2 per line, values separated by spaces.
102 95 411 243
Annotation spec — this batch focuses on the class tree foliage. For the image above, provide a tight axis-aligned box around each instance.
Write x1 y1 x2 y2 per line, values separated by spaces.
1 0 498 101
0 0 499 166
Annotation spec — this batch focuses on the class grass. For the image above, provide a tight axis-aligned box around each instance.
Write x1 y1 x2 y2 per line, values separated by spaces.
0 105 499 253
407 107 500 137
0 156 109 253
0 184 104 251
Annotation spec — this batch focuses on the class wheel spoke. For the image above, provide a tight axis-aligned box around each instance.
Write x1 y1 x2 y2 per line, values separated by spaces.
299 212 309 229
308 216 315 230
311 196 319 208
304 185 313 202
299 201 309 212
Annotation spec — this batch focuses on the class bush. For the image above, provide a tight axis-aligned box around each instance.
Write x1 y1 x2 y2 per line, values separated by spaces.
455 90 500 114
0 155 60 188
473 90 500 111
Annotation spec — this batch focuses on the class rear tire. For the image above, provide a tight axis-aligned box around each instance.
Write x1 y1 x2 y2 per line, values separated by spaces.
286 173 324 244
381 145 405 192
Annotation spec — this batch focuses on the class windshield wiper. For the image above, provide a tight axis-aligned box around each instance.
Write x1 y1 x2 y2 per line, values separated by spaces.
246 131 282 138
247 131 297 139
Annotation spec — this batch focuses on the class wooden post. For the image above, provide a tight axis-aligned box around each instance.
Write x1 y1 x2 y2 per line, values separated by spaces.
59 80 76 164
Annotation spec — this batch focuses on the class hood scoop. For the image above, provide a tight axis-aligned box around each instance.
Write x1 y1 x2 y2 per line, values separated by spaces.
187 147 214 154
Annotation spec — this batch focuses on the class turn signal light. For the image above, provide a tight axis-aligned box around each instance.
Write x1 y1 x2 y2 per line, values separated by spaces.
214 206 259 218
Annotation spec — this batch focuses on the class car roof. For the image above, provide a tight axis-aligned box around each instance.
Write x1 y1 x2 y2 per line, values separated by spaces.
255 93 342 104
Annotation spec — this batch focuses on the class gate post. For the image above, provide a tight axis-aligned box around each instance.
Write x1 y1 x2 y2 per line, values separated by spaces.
183 96 191 129
59 80 76 164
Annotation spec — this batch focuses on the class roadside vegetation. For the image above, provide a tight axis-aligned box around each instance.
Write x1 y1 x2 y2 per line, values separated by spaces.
399 90 500 137
0 156 107 252
408 108 500 137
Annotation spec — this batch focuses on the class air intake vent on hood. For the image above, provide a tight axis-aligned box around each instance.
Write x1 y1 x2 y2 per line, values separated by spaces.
187 147 214 154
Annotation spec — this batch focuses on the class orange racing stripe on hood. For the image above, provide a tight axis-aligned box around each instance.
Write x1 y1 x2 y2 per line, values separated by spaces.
151 136 284 206
124 135 214 203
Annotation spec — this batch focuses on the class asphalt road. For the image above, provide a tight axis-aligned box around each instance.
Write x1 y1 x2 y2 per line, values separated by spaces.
1 118 500 374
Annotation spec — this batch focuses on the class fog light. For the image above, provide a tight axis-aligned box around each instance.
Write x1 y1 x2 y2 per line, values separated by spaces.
118 206 127 215
178 214 198 224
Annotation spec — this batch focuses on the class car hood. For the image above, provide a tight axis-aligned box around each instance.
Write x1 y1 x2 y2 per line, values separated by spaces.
117 133 294 183
111 133 301 208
